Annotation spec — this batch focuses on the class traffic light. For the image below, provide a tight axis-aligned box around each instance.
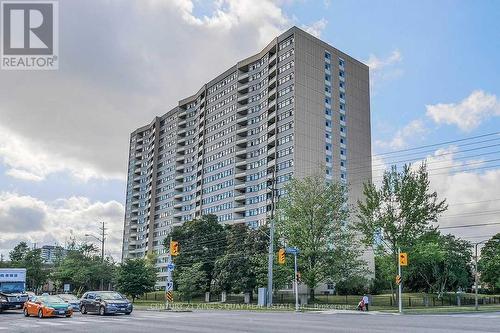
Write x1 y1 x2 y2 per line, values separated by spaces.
399 253 408 266
278 248 286 265
395 275 401 285
170 241 179 256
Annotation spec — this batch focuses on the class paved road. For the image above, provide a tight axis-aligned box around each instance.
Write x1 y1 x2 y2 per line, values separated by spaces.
1 309 500 332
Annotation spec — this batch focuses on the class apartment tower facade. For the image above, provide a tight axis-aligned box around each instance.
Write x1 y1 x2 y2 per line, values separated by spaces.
122 27 372 286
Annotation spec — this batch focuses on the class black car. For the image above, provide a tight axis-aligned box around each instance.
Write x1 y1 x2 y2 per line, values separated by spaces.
80 291 132 315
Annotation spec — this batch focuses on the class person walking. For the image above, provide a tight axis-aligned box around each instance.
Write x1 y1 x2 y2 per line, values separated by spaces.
362 294 369 311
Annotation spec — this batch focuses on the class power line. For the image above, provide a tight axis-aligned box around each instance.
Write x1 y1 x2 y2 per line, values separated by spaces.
438 222 500 230
375 131 500 157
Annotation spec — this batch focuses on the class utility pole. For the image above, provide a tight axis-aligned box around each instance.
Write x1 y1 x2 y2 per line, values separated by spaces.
85 221 106 290
398 247 402 314
267 165 277 307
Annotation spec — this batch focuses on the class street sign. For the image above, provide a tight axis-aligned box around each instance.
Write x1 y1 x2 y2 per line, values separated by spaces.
166 281 173 291
166 291 173 302
285 247 299 254
63 284 70 292
399 253 408 266
395 275 401 285
167 262 176 272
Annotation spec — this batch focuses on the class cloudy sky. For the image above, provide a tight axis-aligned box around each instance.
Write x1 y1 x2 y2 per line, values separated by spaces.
1 0 499 260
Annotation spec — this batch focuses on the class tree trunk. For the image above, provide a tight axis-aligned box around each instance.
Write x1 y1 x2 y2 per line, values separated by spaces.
310 288 315 301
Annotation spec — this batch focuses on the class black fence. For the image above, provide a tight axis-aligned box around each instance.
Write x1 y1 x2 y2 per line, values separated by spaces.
142 291 500 308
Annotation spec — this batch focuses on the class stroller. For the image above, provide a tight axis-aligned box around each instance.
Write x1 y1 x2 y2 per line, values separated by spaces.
357 299 366 311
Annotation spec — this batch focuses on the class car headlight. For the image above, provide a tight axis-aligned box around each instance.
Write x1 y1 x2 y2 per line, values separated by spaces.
46 307 55 311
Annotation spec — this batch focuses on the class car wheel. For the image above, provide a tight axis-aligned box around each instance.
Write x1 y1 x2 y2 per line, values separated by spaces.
38 309 44 319
125 311 132 315
99 306 106 316
23 308 30 317
81 305 87 314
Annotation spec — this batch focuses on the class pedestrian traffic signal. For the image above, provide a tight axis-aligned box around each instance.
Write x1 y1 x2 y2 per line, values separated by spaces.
296 272 301 283
278 248 286 265
399 252 408 266
396 275 401 285
170 241 179 256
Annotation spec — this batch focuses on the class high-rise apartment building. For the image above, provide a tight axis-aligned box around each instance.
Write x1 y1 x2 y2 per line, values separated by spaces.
122 27 372 286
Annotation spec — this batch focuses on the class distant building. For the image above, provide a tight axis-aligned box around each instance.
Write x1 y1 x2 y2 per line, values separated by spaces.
40 245 66 264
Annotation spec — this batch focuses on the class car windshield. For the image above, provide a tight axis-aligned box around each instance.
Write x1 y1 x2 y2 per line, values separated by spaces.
97 292 123 300
0 282 24 293
58 294 78 301
39 296 65 303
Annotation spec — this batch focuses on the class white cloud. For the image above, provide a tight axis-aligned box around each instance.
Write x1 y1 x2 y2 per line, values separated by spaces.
0 192 125 260
426 90 500 132
0 0 291 182
0 125 121 182
300 18 328 38
365 49 403 89
422 147 500 243
375 119 427 150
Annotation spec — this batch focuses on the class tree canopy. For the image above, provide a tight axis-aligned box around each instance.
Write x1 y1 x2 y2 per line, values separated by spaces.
115 258 156 302
478 233 500 292
356 163 447 254
275 173 367 298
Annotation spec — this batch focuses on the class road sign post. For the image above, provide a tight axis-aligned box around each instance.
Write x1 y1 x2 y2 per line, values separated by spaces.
285 247 300 312
398 248 402 313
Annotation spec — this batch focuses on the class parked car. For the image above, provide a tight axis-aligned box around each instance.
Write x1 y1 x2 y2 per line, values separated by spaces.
23 295 73 318
57 294 80 312
80 291 132 315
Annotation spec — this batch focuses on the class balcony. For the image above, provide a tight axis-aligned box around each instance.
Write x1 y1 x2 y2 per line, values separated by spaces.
236 127 248 136
269 53 277 66
235 171 246 180
268 76 276 89
234 205 245 213
268 100 276 111
237 104 248 115
238 83 249 93
235 160 246 168
236 116 248 125
235 149 247 158
238 72 249 83
237 95 249 104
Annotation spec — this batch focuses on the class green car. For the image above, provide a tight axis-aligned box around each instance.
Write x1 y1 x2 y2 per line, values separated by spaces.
24 295 73 318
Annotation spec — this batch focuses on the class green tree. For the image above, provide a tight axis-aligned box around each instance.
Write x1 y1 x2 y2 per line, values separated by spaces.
177 263 206 302
275 173 366 300
9 242 29 264
51 242 115 294
115 258 156 302
372 248 396 294
478 233 500 292
23 249 48 291
163 215 226 292
356 163 447 298
8 242 48 292
405 231 472 296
